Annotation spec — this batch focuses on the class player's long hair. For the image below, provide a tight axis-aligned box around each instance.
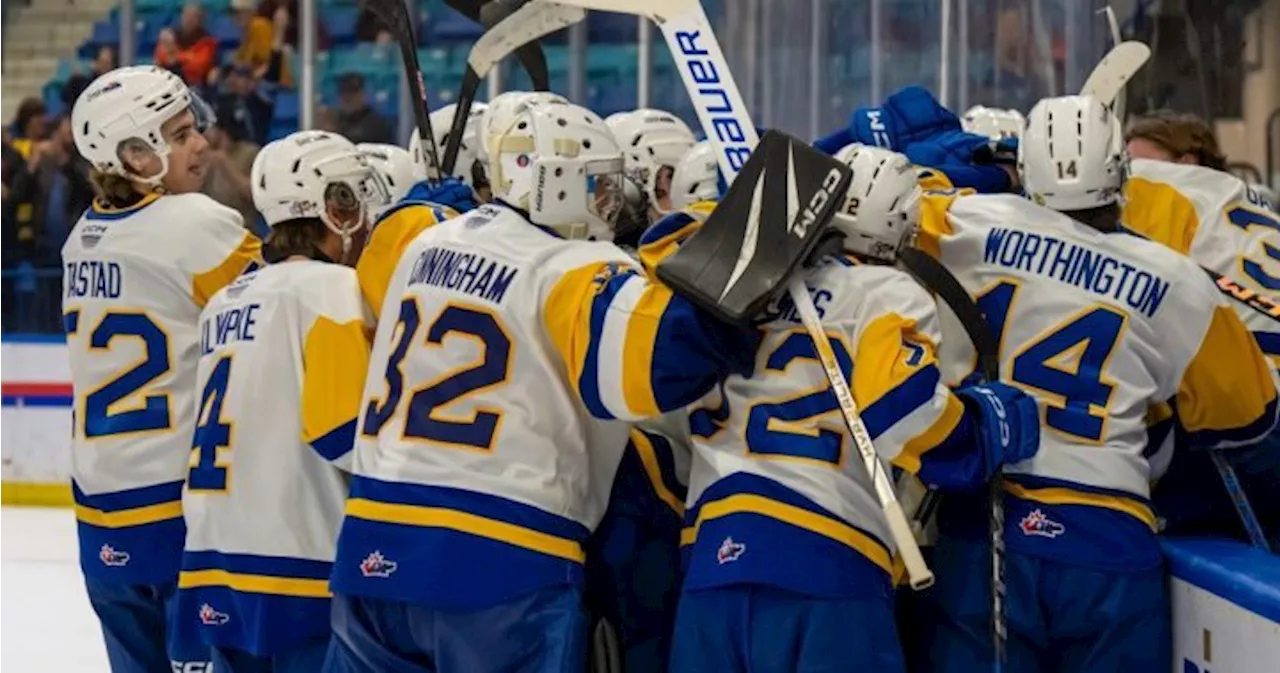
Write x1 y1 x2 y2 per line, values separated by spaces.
1124 111 1227 171
88 169 143 209
264 218 330 264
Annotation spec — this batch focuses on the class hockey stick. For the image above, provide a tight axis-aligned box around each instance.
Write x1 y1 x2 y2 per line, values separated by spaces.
502 0 931 589
365 0 444 182
1203 267 1280 324
1080 40 1150 110
443 0 579 175
445 0 551 92
1099 6 1129 123
1209 450 1273 552
899 247 1007 666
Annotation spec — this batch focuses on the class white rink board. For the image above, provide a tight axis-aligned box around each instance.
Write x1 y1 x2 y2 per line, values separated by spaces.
1 341 73 485
1173 577 1280 672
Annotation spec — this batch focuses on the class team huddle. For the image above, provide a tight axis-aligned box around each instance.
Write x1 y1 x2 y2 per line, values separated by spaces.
62 61 1279 673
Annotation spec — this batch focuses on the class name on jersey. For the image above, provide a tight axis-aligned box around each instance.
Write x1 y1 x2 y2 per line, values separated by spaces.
407 247 517 305
64 260 122 299
985 228 1170 318
200 303 260 355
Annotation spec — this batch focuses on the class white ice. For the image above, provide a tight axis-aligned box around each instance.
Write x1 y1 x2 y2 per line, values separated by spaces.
2 506 110 672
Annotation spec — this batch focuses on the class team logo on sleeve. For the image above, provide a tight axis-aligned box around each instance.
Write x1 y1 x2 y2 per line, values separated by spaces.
1019 509 1066 538
591 262 633 295
716 537 746 564
198 604 230 626
359 551 398 578
98 544 131 567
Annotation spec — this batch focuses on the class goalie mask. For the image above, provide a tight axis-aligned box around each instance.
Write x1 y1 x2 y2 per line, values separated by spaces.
670 140 721 209
962 105 1026 140
489 103 625 241
832 144 922 262
358 142 417 210
252 131 392 256
482 91 570 163
1019 95 1127 211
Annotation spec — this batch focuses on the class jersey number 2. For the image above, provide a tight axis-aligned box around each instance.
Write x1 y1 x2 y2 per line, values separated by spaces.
362 300 512 451
64 310 171 438
743 332 854 467
978 280 1124 442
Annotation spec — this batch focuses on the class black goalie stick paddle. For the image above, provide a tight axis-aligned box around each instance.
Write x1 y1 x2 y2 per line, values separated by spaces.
363 0 444 181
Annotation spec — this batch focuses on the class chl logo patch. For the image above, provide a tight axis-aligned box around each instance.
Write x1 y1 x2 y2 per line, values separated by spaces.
1019 509 1066 538
360 550 398 578
198 603 230 626
98 544 130 567
716 537 746 564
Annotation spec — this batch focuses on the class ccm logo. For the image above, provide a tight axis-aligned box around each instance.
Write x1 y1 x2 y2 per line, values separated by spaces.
793 168 845 238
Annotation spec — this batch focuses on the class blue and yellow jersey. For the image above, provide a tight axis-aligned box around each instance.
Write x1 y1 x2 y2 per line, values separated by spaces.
680 260 986 599
61 192 261 584
916 191 1279 570
1124 158 1280 367
332 202 758 611
357 200 458 320
178 261 370 655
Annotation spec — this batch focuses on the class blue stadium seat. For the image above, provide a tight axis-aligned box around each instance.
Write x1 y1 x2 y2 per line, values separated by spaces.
586 44 638 77
135 0 175 13
211 14 241 49
274 90 300 123
268 119 296 143
330 43 398 77
587 13 637 43
323 7 360 46
428 8 483 43
368 85 399 119
588 81 637 117
52 59 84 86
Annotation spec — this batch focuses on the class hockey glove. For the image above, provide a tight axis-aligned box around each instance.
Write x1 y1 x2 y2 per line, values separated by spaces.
402 176 479 215
814 86 961 154
903 130 1014 194
956 381 1041 479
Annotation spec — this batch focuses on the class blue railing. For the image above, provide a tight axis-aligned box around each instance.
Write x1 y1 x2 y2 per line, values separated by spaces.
2 266 65 335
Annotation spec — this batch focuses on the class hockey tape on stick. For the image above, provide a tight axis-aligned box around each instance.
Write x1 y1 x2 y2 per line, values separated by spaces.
1209 451 1272 552
509 0 932 588
364 0 443 181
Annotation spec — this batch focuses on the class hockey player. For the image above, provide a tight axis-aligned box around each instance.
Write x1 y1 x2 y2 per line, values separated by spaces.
176 130 386 672
605 108 697 247
961 105 1026 140
667 146 1042 673
417 101 490 201
908 96 1280 672
62 65 261 673
323 101 762 673
669 140 721 210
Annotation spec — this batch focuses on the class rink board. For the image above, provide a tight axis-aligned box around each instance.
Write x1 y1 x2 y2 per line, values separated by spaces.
4 343 1280 665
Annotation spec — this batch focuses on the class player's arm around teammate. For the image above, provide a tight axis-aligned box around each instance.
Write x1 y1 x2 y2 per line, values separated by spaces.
62 66 261 673
175 130 387 673
667 146 1041 673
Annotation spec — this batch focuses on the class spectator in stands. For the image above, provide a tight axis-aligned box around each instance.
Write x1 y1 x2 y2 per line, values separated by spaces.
9 98 49 160
231 0 294 88
202 124 259 231
355 6 394 44
334 73 393 145
216 6 287 146
155 4 218 88
5 99 49 260
25 114 94 264
62 46 116 111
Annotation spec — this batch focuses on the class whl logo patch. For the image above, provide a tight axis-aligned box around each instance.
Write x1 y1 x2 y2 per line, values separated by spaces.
717 537 746 564
98 544 130 567
1019 509 1066 538
360 551 397 578
198 604 229 626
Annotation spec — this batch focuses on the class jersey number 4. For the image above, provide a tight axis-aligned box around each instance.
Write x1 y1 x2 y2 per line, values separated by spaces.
361 299 513 451
64 310 171 439
977 280 1125 443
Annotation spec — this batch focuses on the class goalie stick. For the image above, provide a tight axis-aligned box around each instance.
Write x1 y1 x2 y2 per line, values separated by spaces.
1080 40 1150 111
483 0 933 590
1099 5 1129 123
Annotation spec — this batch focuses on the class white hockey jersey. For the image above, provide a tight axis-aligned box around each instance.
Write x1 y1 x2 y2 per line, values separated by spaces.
330 202 758 611
918 192 1279 570
176 261 370 655
678 257 980 599
62 193 261 583
1124 159 1280 364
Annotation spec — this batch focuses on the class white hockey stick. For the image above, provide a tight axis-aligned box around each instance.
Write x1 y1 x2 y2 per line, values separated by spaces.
1098 6 1130 122
464 1 584 85
1080 40 1150 110
521 0 933 589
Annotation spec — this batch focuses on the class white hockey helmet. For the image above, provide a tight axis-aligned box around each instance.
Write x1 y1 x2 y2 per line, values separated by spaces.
481 90 570 161
488 102 625 240
670 140 720 209
72 65 202 186
962 105 1026 140
832 143 922 261
1019 95 1126 211
252 130 392 254
605 108 697 215
358 143 417 206
417 101 489 187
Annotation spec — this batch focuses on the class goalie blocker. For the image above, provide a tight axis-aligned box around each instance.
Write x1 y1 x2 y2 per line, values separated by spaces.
658 130 852 324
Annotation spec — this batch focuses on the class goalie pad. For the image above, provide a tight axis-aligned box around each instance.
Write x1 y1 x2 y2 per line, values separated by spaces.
657 130 852 324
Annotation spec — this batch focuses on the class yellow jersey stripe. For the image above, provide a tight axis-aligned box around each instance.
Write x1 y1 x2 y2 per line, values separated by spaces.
638 219 700 277
301 317 371 443
914 192 960 260
680 493 892 573
620 286 670 418
75 500 183 528
345 498 586 563
852 312 938 411
1121 177 1199 254
178 570 332 598
358 205 448 318
1178 305 1278 436
630 429 685 516
893 392 966 474
543 262 606 393
1003 482 1157 530
193 233 263 308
